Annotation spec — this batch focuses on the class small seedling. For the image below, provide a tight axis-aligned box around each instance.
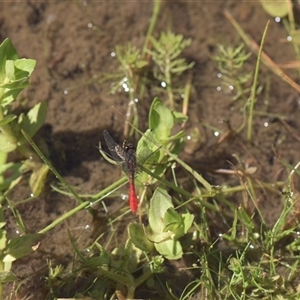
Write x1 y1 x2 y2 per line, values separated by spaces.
0 38 48 200
147 31 195 109
213 43 252 101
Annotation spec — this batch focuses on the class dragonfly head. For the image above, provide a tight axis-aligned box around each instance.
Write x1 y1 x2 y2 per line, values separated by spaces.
123 142 136 152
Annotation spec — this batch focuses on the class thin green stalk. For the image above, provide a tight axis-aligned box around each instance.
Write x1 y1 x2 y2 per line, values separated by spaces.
38 201 89 234
165 62 174 108
142 0 161 55
39 176 128 234
247 21 269 141
22 129 85 205
182 71 193 125
140 165 218 211
224 10 300 92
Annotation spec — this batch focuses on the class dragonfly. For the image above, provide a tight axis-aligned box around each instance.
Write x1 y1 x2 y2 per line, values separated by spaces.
103 130 157 214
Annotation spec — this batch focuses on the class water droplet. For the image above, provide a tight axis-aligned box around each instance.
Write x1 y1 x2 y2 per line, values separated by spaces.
214 131 220 137
275 16 281 23
134 98 139 103
87 22 93 29
63 89 69 95
161 81 167 88
264 122 269 127
287 35 292 42
84 224 90 230
111 51 116 57
186 135 191 140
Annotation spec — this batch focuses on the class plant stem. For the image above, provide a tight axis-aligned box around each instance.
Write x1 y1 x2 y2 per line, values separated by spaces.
142 0 161 55
165 60 174 109
247 21 269 142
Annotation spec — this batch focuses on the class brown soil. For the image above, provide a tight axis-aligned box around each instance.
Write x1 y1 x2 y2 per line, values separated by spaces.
1 1 300 299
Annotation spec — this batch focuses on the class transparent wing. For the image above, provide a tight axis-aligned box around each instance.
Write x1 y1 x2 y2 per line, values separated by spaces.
103 130 126 163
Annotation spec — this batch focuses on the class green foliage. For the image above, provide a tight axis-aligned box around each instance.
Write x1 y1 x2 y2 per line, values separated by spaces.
109 43 148 95
0 203 43 287
129 187 193 260
259 0 289 18
0 38 48 200
213 43 252 101
147 31 195 108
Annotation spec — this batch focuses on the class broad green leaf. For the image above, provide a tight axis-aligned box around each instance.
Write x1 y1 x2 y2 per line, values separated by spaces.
14 59 36 77
0 270 17 282
181 213 194 234
148 187 173 234
163 207 182 233
136 129 161 164
1 81 29 106
19 101 47 144
0 162 22 193
29 163 49 197
0 229 7 251
3 233 44 262
172 110 188 123
0 133 17 152
149 97 174 144
154 239 182 260
5 60 15 81
128 222 154 252
259 0 289 18
163 209 194 240
0 39 18 83
0 114 16 125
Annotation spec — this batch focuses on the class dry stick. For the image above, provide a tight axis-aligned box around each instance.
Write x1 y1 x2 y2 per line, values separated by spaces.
224 10 300 94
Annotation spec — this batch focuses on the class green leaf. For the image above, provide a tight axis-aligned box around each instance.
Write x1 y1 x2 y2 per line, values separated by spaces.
14 59 36 77
136 129 161 164
148 187 173 234
181 213 194 235
0 39 18 83
0 133 17 152
149 97 174 144
163 207 182 233
128 222 154 252
18 101 47 144
0 270 17 282
5 60 15 81
259 0 289 18
29 163 49 197
0 40 36 106
154 239 183 260
0 229 7 251
0 162 22 192
163 208 194 240
3 233 44 262
0 114 16 125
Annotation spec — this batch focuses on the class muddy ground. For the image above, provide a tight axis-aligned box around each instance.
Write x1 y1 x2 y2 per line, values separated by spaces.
1 1 300 299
